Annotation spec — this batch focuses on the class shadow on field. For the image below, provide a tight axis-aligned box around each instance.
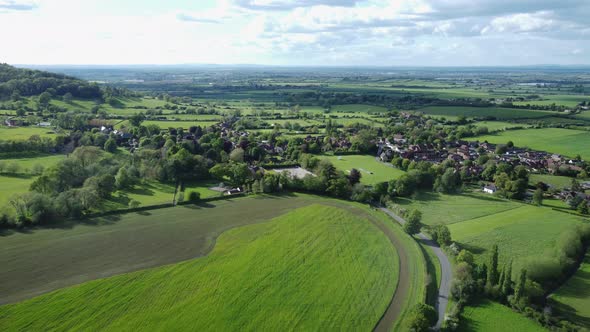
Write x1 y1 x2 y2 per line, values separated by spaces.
550 300 590 327
460 243 486 255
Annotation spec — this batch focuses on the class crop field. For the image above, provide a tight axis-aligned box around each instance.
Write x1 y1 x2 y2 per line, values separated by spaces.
322 154 405 185
459 300 546 332
0 126 60 140
392 191 521 226
448 205 586 271
417 106 553 120
513 94 589 108
549 251 590 327
470 128 590 160
472 121 530 132
0 195 405 330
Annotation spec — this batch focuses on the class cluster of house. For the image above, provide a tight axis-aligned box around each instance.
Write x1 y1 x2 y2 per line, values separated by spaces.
4 117 51 128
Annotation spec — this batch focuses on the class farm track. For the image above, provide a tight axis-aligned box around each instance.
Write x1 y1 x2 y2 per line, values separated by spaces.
380 207 452 330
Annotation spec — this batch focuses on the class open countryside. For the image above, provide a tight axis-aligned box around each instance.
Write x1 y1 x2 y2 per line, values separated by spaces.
2 1 590 331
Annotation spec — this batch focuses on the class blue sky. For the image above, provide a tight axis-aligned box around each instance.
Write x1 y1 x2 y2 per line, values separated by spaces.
1 0 589 66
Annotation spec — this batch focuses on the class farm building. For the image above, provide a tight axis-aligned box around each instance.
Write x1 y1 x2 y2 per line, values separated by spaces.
483 184 497 194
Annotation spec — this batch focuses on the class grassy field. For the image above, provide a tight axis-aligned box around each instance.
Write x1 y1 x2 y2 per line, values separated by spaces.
392 191 521 226
0 126 60 140
331 104 388 114
0 198 399 330
142 120 220 129
322 154 405 185
101 180 220 210
0 154 66 173
459 300 546 332
530 174 578 189
0 175 34 208
472 121 530 132
448 205 586 271
417 106 553 120
471 128 590 160
549 251 590 327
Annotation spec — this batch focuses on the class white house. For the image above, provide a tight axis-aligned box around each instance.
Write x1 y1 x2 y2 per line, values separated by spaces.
483 184 497 194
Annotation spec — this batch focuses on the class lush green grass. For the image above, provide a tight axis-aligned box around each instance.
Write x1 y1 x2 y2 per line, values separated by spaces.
0 175 34 208
0 203 397 331
101 180 220 210
472 121 530 132
392 191 521 226
417 106 553 120
0 126 60 140
549 251 590 327
0 154 66 173
471 128 590 160
322 154 405 185
142 120 220 129
459 300 546 332
331 104 388 114
530 174 578 189
448 205 586 271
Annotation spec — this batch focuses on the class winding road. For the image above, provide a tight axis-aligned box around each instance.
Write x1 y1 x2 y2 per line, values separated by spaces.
379 207 452 330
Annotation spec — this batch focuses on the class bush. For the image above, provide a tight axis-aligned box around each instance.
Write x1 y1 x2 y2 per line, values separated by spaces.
405 303 437 332
188 191 200 202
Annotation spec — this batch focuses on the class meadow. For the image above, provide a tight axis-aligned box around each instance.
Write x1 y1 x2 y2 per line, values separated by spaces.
549 252 590 327
448 205 586 272
0 200 399 331
0 154 66 173
392 191 521 226
0 175 34 208
459 300 546 332
471 128 590 160
417 106 554 120
322 154 406 185
530 174 578 189
0 126 60 140
142 120 220 129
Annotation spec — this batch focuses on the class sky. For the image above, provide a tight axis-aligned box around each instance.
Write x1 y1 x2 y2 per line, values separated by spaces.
0 0 589 66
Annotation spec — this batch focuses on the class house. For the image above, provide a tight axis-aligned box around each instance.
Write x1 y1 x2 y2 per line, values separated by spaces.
483 184 497 194
4 118 21 127
37 122 52 127
224 187 242 195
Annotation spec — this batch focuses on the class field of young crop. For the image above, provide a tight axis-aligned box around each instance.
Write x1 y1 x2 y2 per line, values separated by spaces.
470 128 590 160
448 205 586 271
392 191 521 226
322 154 405 185
459 300 546 332
0 198 401 331
0 126 60 140
549 251 590 327
417 106 554 120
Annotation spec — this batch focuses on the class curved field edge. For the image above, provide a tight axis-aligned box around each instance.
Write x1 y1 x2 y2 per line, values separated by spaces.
548 250 590 327
0 200 406 331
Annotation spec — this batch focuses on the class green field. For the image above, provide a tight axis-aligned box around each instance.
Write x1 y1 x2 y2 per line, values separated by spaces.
101 180 220 210
448 205 586 271
0 197 399 330
322 155 405 185
549 251 590 327
0 126 60 140
459 300 546 332
142 120 220 129
0 154 66 173
472 121 530 132
0 175 34 209
331 104 388 114
392 192 521 226
417 106 554 120
471 128 590 160
530 174 578 189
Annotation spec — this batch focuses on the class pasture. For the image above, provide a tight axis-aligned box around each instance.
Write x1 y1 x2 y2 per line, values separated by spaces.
0 175 34 209
322 154 405 185
448 205 586 272
417 106 553 120
142 120 220 129
0 197 401 331
0 126 60 140
459 300 546 332
0 154 66 173
392 191 521 226
530 174 578 190
549 251 590 327
470 128 590 160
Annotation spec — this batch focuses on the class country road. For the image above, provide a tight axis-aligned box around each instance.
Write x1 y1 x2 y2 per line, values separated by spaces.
379 207 452 330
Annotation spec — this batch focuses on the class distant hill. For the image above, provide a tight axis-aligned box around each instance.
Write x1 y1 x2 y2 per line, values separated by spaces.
0 63 102 100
